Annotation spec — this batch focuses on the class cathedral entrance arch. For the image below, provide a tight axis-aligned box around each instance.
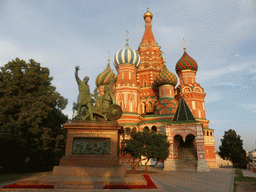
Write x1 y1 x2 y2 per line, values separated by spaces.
151 126 157 132
173 134 197 170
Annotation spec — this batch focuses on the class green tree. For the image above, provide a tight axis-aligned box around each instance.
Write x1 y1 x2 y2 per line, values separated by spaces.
124 130 170 172
219 129 248 168
0 58 68 171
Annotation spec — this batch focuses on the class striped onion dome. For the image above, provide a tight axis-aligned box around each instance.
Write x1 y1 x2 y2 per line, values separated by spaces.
95 62 117 87
113 41 141 68
154 63 178 87
175 49 198 74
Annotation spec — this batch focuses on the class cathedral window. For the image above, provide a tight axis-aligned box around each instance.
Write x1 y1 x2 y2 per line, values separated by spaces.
125 127 131 135
192 101 196 109
143 81 147 87
148 101 152 109
198 110 201 118
142 102 146 114
130 102 133 112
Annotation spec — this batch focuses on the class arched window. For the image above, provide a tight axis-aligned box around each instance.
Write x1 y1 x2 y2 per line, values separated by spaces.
148 101 152 109
132 127 137 133
143 81 147 87
130 102 133 112
192 101 196 109
142 102 146 114
125 127 131 135
198 110 201 118
144 126 149 131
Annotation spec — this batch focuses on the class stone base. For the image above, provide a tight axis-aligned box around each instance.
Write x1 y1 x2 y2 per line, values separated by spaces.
17 172 146 189
197 159 210 172
163 159 176 171
207 161 219 168
52 165 126 177
60 156 121 167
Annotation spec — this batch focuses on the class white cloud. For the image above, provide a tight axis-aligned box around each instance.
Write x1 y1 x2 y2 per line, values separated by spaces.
197 64 247 82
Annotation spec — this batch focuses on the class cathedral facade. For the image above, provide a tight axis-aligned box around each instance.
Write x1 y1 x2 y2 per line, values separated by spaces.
95 9 217 171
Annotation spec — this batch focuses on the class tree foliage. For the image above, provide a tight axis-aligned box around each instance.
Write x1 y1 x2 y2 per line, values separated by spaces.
219 129 248 168
0 58 68 171
124 130 170 172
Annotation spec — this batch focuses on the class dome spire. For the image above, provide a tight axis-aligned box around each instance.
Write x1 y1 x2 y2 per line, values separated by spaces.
108 51 110 65
183 38 186 52
141 7 156 46
162 52 166 66
126 30 129 46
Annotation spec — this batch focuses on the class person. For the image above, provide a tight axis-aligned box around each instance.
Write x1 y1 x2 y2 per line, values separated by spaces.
101 85 115 110
75 66 95 120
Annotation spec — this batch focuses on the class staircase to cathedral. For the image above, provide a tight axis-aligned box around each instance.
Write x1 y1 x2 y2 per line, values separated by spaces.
176 147 197 171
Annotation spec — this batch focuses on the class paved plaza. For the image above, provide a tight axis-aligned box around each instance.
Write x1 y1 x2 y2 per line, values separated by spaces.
0 168 236 192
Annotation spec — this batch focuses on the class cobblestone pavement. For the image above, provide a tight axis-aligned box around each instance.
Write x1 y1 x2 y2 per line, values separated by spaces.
0 168 235 192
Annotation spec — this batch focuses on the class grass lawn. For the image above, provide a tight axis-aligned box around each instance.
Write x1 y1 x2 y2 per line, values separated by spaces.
0 172 51 183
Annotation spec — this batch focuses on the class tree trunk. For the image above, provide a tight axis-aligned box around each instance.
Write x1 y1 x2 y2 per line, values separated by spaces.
132 158 141 173
144 158 150 173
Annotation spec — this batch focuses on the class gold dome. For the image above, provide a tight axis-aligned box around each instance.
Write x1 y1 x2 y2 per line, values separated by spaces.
143 8 153 20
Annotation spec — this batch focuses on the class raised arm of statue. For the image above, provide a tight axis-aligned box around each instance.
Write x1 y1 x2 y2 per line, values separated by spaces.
75 66 81 84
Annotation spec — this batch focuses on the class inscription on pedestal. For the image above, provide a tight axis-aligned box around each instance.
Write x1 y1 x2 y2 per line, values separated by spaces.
72 138 111 155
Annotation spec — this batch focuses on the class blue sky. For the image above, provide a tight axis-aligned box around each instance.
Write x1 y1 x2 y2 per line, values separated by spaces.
0 0 255 151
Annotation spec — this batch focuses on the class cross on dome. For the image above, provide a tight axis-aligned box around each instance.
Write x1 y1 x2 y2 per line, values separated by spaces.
126 30 129 45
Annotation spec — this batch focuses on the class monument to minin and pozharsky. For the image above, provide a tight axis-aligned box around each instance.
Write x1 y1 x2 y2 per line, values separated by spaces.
52 66 125 177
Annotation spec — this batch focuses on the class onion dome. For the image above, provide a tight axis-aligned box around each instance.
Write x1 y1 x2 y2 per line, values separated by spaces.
113 37 141 68
154 63 178 87
95 58 117 87
143 7 153 20
175 47 198 74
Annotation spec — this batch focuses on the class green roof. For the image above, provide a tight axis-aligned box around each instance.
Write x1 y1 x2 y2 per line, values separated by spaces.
172 96 196 122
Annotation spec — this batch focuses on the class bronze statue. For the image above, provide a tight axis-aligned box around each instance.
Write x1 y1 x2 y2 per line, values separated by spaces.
74 66 122 121
75 66 95 120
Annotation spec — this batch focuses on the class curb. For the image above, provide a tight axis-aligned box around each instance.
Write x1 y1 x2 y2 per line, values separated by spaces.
230 175 234 192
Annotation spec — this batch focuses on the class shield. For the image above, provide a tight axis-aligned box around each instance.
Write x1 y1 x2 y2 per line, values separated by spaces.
107 104 122 121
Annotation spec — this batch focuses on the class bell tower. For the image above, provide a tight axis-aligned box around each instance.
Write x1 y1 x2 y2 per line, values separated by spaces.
137 8 165 115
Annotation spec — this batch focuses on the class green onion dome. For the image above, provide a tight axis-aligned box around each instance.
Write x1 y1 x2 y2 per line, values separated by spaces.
154 64 178 87
95 62 117 87
175 50 198 74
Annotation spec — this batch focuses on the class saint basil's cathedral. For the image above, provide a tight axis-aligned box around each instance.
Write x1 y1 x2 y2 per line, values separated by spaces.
95 9 217 171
